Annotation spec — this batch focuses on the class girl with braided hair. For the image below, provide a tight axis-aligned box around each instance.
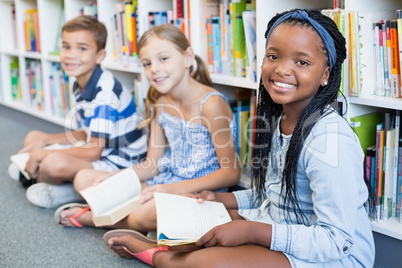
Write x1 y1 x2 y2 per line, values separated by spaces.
104 9 375 267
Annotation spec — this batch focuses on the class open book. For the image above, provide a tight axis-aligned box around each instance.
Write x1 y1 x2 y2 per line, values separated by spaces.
154 192 232 246
9 143 79 180
79 168 142 226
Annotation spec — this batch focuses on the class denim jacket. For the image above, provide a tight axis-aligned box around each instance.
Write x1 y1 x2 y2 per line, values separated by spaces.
233 110 375 267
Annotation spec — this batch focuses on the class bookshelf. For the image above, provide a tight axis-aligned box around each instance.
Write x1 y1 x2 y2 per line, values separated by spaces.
0 0 401 244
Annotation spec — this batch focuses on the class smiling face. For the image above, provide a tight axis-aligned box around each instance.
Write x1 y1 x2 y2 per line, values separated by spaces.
261 23 330 114
139 36 193 95
60 30 105 89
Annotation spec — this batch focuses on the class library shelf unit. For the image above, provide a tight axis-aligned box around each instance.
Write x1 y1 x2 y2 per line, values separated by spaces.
0 0 401 243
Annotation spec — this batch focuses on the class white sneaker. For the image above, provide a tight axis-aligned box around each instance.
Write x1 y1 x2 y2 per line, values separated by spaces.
26 183 83 208
8 163 20 182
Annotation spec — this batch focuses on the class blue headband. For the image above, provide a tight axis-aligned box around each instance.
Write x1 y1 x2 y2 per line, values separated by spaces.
266 10 336 71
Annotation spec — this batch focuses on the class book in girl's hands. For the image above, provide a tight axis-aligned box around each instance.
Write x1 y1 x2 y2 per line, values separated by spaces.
154 192 231 247
79 168 142 227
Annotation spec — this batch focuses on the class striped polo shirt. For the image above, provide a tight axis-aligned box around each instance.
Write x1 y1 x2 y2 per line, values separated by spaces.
73 65 147 168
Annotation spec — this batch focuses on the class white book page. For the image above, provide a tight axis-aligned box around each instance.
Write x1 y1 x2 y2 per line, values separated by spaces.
154 193 231 241
80 168 141 218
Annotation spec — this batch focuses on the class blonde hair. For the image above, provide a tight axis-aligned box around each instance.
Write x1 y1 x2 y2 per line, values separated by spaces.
62 15 107 51
138 24 212 127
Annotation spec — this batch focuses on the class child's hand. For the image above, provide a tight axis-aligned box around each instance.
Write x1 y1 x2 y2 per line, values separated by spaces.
91 170 119 186
195 190 216 203
19 131 48 153
195 220 253 248
24 149 46 179
139 184 176 204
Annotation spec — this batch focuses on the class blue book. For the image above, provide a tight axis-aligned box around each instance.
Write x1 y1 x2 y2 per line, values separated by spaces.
211 17 222 74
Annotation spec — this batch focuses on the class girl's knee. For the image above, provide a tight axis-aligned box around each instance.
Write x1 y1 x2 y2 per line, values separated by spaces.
73 169 97 191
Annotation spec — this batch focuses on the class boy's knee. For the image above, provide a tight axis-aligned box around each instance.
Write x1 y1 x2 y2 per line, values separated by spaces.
24 130 45 144
39 152 69 182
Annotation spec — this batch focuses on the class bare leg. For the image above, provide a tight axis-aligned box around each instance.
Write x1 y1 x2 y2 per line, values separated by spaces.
37 152 93 184
107 234 291 268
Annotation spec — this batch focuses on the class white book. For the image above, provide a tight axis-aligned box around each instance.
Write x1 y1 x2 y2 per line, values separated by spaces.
154 192 231 246
392 111 400 217
79 168 142 226
382 128 395 221
9 143 77 180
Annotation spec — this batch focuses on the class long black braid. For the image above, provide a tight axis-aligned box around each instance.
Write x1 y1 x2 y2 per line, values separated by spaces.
251 9 375 224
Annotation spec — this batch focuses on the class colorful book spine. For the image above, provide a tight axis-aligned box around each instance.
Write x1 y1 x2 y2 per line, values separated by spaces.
390 20 400 98
376 123 385 220
211 17 222 74
206 18 213 73
397 10 402 97
397 138 402 219
231 0 246 77
392 111 400 217
124 1 134 56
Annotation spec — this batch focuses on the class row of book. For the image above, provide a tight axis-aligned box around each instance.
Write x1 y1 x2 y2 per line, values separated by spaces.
11 1 96 55
350 111 402 223
24 9 40 52
25 60 43 111
372 14 402 98
331 9 402 98
204 0 256 82
49 63 72 119
110 1 138 64
109 0 190 65
229 89 256 175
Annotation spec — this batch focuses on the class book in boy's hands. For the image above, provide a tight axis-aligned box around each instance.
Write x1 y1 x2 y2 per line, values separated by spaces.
9 143 78 180
154 192 231 247
79 167 142 227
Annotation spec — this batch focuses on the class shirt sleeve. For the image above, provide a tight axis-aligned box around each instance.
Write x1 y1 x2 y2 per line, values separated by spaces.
270 125 368 262
233 188 255 209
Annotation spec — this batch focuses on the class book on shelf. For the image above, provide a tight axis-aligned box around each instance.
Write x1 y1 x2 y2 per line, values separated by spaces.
390 20 400 98
50 3 65 56
154 192 231 246
242 10 256 82
391 111 400 217
10 57 19 101
11 4 17 50
79 167 143 227
349 112 383 155
382 126 395 220
375 123 385 220
397 138 402 220
397 10 402 97
232 0 246 78
211 17 222 74
24 9 40 52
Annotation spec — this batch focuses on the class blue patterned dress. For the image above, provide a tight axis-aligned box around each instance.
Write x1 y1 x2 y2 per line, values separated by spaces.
145 92 236 192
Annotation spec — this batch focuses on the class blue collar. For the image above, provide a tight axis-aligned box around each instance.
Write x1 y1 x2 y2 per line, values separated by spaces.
74 65 103 101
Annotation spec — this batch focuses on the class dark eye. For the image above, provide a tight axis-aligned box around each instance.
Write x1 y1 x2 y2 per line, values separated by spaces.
297 60 308 66
79 47 87 51
62 45 69 50
142 62 150 68
267 54 278 60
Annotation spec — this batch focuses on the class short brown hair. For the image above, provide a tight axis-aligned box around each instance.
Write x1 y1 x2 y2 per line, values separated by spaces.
62 15 107 51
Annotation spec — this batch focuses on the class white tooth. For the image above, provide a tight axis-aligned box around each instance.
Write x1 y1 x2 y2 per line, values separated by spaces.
274 82 294 88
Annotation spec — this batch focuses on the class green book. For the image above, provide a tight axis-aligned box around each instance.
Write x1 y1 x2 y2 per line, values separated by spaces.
350 112 383 154
231 0 246 77
10 57 19 100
